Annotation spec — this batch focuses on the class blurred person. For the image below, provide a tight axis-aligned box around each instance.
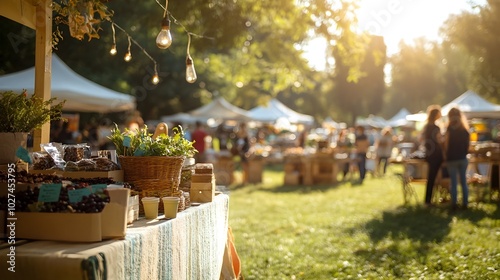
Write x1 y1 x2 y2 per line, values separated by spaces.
97 118 114 150
297 124 308 148
126 110 144 131
421 105 444 206
375 127 394 176
354 126 370 184
336 128 353 180
235 122 251 185
191 121 208 163
444 107 470 210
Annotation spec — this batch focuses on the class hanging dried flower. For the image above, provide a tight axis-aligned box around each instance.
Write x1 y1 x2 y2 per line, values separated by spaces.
53 0 114 41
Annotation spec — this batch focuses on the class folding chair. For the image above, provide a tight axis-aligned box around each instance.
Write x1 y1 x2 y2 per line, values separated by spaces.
467 157 493 203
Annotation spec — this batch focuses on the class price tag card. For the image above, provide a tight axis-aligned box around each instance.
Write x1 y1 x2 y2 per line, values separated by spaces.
123 136 132 147
38 184 62 203
91 184 107 193
68 188 92 203
133 148 145 156
16 146 32 164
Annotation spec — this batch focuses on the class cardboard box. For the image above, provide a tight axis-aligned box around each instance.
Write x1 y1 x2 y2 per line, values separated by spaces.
11 187 129 242
30 170 124 182
191 180 215 203
101 188 130 239
15 212 102 242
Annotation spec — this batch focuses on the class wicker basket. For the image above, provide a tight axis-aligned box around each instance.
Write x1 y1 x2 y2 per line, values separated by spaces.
119 155 185 214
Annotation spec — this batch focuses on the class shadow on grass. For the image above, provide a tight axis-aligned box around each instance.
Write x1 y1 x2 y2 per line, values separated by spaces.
251 182 343 194
351 204 495 266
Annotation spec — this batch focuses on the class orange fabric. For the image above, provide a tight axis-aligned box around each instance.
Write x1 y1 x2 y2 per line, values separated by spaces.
220 226 242 280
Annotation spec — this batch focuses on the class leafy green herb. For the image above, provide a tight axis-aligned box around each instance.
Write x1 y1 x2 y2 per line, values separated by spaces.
0 90 65 132
108 124 197 157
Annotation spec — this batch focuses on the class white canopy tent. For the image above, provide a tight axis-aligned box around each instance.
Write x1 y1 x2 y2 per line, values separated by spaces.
248 98 314 125
0 55 136 113
188 97 252 122
161 112 200 124
388 108 412 127
355 115 388 128
441 90 500 119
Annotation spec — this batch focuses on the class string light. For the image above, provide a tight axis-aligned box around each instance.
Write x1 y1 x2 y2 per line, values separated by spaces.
156 1 172 49
109 23 117 55
152 62 160 84
154 0 216 83
185 33 197 83
110 22 161 84
124 36 132 62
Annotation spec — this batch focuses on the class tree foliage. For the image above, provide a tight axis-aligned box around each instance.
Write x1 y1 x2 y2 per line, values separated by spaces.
388 39 443 113
441 0 500 100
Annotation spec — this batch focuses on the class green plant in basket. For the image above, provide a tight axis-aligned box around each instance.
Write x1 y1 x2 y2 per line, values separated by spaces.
108 124 197 157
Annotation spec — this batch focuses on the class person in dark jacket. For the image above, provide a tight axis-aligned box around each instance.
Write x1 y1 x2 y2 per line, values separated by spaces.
444 107 470 210
421 105 444 206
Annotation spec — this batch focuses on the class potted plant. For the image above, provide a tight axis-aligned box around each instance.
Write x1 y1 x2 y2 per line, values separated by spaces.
0 90 65 164
108 123 197 204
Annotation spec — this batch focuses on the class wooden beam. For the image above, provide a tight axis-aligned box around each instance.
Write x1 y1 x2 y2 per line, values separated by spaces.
32 0 52 151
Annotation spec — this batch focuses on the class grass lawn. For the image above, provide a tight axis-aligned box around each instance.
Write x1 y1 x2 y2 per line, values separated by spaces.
227 163 500 279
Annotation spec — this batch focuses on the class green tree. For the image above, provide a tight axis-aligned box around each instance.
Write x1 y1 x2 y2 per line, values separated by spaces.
387 39 443 113
331 34 386 124
441 0 500 99
1 0 364 123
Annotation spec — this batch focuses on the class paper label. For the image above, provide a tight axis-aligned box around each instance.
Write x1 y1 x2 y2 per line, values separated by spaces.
38 184 62 202
16 146 32 164
68 188 92 203
91 184 107 193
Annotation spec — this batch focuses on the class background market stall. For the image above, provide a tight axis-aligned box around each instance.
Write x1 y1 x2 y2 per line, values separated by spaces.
0 55 136 113
248 98 314 125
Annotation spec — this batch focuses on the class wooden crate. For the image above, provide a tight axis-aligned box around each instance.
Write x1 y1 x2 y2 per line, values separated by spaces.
190 181 215 203
284 172 301 185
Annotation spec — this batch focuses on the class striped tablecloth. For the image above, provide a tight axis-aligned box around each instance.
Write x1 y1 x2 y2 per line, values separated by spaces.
0 194 229 280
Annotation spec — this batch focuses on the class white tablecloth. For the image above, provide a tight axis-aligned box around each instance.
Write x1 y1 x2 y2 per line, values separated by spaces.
0 194 229 280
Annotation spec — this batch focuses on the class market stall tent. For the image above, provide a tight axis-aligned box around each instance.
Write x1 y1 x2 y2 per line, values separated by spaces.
441 90 500 118
188 97 252 122
248 98 314 125
161 112 200 124
0 55 136 113
388 108 412 127
355 115 388 128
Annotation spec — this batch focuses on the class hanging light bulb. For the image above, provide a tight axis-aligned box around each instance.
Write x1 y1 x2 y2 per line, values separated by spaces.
110 23 117 55
109 44 117 55
152 74 160 85
124 36 132 62
156 17 172 49
186 55 197 83
124 51 132 62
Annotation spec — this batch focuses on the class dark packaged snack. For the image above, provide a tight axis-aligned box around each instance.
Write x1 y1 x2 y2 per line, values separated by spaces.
63 144 90 162
32 152 56 170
